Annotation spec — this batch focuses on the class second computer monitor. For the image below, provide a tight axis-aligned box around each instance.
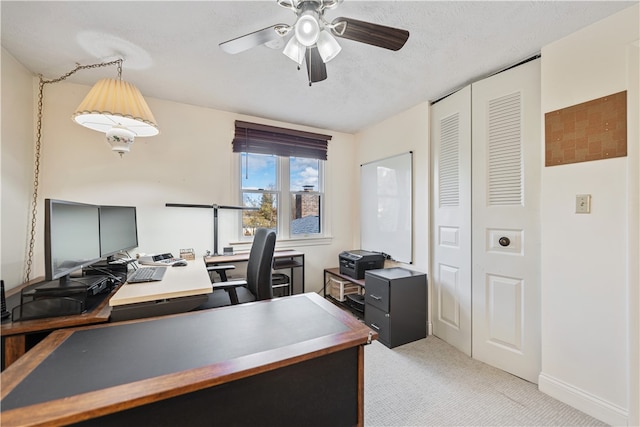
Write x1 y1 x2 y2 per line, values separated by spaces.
99 206 138 260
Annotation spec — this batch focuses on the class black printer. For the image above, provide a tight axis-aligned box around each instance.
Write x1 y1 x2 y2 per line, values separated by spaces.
339 250 385 279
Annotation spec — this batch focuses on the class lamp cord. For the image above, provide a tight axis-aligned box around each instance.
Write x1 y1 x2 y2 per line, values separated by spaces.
24 59 123 282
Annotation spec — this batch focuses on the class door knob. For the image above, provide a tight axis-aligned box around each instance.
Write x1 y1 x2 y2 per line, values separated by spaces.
499 237 511 247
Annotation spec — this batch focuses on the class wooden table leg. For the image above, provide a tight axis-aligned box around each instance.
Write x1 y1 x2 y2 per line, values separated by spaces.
3 334 26 370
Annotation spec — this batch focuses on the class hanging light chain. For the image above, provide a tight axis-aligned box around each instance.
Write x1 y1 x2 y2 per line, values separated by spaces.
39 59 123 85
24 58 124 282
25 79 46 283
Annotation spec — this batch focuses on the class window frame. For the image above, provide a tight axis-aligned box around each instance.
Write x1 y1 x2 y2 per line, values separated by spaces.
237 153 325 242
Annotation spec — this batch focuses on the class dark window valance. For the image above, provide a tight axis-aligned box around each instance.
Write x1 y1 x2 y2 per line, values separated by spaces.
232 120 331 160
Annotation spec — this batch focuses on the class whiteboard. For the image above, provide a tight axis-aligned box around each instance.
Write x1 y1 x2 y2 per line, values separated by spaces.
360 152 412 263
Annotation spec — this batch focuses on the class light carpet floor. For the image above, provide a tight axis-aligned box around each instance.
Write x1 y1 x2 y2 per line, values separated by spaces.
364 336 607 426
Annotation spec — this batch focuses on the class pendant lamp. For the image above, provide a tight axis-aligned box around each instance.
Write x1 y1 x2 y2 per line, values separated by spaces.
72 75 158 156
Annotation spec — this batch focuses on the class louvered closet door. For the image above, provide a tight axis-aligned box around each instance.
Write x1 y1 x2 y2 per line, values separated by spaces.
471 59 541 383
431 86 472 355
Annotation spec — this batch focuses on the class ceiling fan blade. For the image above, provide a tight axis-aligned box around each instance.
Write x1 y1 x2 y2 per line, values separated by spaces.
220 24 288 54
305 47 327 85
330 17 409 51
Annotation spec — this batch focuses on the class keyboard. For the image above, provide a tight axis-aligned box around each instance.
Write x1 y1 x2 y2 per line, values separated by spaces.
127 266 167 283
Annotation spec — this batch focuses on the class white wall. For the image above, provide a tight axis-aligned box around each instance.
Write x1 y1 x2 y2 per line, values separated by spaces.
1 48 34 287
538 5 639 425
628 36 640 427
1 67 357 293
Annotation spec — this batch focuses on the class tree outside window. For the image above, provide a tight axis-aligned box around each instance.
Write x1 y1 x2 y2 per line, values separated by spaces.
240 153 323 238
242 191 277 236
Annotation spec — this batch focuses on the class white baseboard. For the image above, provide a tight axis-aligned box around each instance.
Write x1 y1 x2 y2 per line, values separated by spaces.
538 372 628 426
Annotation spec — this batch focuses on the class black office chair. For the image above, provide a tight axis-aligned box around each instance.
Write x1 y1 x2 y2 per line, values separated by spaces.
199 228 276 309
209 260 290 297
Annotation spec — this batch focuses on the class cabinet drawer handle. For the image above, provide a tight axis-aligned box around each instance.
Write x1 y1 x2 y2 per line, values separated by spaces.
370 323 380 330
370 294 382 301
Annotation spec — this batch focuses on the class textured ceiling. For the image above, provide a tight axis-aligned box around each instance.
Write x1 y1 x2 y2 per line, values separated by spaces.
1 1 636 134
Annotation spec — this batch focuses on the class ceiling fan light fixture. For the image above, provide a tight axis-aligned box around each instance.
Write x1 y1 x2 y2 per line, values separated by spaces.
274 24 292 37
276 0 298 12
294 13 320 46
219 0 410 85
317 30 341 63
283 36 305 65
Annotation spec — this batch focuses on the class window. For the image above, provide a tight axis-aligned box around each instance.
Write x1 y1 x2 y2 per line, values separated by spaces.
290 157 321 236
241 153 278 236
240 153 324 238
233 121 330 240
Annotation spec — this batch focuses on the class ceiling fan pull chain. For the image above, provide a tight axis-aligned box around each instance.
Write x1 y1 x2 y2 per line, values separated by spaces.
307 48 312 86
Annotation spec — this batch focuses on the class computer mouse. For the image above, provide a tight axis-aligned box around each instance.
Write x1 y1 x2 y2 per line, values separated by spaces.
173 261 188 267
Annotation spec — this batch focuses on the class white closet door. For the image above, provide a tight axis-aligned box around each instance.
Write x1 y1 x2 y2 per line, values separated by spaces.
431 86 472 355
471 59 541 383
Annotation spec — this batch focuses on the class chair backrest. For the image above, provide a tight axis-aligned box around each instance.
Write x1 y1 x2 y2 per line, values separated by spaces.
245 228 276 301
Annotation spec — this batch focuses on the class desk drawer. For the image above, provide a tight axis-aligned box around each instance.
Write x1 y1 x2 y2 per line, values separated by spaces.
364 275 389 312
365 305 389 346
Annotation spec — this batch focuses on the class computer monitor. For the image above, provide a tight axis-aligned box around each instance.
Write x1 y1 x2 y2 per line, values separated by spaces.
44 199 102 284
99 205 138 260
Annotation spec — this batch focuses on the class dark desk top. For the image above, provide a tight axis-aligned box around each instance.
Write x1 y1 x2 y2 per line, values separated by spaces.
1 293 374 426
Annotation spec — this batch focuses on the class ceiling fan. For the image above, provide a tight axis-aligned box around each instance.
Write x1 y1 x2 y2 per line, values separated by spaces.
219 0 410 86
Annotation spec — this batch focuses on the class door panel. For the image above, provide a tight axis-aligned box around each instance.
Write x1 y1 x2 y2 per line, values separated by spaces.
485 273 523 352
431 86 472 355
438 263 461 329
471 59 541 383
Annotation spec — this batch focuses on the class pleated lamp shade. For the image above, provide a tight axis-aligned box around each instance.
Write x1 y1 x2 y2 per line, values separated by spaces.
72 78 158 155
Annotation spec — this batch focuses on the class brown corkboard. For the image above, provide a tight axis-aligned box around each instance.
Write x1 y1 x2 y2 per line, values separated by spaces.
545 91 627 166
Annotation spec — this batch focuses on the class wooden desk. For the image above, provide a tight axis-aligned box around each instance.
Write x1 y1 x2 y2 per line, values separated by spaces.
205 249 305 294
109 258 212 321
1 293 376 427
0 278 120 371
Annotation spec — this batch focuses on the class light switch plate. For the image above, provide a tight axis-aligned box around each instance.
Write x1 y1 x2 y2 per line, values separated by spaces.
576 194 591 214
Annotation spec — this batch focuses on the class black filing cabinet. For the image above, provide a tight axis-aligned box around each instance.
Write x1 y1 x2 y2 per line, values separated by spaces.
364 267 427 348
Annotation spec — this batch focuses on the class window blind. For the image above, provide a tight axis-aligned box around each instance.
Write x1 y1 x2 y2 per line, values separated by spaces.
232 120 331 160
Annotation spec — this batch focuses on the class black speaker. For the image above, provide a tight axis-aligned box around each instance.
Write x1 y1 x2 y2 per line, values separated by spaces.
1 280 11 320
